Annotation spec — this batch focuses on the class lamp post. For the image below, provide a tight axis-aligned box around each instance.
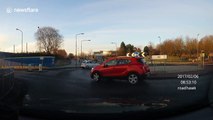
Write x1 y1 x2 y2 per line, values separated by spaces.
158 36 161 55
197 34 200 69
111 42 117 56
26 43 28 53
16 28 23 53
37 26 42 52
75 33 84 67
13 45 15 53
81 40 91 57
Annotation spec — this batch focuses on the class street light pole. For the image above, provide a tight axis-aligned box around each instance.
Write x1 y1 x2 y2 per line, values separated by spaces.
75 33 84 67
37 26 42 52
81 40 91 57
13 45 15 53
197 34 200 70
26 43 28 53
111 42 117 56
158 36 161 55
16 28 23 53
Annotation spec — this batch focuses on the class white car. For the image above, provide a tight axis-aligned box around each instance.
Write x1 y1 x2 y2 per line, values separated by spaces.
81 60 99 69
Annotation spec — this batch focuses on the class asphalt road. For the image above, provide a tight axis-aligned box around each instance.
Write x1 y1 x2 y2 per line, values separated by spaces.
14 66 213 115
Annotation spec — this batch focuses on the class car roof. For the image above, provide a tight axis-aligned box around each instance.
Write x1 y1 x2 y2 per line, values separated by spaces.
116 56 143 59
107 56 143 60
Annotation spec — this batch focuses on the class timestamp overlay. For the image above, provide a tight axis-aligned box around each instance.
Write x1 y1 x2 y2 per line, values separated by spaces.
177 74 199 91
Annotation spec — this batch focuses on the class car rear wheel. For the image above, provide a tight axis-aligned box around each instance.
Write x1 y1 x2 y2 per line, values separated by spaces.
128 73 139 84
92 72 101 82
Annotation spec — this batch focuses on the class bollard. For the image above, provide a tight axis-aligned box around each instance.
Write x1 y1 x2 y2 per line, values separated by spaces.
28 64 32 72
38 64 42 72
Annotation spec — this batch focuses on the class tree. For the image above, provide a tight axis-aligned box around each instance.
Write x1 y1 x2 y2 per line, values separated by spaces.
143 46 149 55
199 35 213 55
35 26 63 54
134 47 142 52
68 53 74 59
185 37 197 57
118 41 127 56
173 38 185 57
159 39 173 55
54 49 67 59
126 44 134 53
148 42 158 55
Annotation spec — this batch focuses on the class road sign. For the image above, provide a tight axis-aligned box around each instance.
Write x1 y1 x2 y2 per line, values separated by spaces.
40 57 44 60
151 55 167 60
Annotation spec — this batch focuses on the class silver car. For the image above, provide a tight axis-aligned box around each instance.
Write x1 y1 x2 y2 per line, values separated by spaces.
81 60 99 69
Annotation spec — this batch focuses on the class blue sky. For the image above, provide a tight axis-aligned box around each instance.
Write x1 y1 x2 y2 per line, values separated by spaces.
0 0 213 54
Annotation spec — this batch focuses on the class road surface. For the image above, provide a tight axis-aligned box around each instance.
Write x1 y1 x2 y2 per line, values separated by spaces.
14 66 213 114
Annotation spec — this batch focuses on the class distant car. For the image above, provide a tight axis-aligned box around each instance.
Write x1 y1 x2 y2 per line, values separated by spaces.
90 56 150 84
81 60 100 69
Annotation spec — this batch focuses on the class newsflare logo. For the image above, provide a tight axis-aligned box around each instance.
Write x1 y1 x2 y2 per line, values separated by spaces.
6 7 39 14
6 7 13 13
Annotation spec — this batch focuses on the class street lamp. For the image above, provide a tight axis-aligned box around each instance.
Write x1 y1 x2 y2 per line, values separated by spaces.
26 43 28 53
37 26 42 52
81 40 91 57
16 28 23 53
75 33 84 67
158 36 161 55
197 34 200 69
111 42 117 56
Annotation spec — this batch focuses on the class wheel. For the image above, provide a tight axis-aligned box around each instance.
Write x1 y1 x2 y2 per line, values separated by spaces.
128 73 139 84
92 72 101 82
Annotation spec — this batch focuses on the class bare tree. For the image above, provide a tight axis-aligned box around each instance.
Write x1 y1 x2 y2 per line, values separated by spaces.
160 39 175 56
185 37 197 57
35 26 63 54
199 35 213 55
148 42 156 55
174 38 185 57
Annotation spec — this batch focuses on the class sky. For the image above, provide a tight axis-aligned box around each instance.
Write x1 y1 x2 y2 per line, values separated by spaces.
0 0 213 54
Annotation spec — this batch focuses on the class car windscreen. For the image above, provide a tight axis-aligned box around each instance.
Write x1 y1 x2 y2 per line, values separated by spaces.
1 0 213 120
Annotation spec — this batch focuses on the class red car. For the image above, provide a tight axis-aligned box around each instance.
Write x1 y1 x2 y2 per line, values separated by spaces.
90 56 150 84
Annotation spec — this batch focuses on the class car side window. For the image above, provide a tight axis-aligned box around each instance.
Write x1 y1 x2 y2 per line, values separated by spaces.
117 59 130 65
137 58 146 64
105 59 117 66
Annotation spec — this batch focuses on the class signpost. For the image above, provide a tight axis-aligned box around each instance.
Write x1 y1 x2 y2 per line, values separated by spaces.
201 52 205 69
151 55 167 73
151 55 167 60
39 57 44 72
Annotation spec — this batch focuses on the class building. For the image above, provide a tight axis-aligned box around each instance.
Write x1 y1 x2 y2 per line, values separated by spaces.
0 51 14 58
0 52 55 67
93 50 116 62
